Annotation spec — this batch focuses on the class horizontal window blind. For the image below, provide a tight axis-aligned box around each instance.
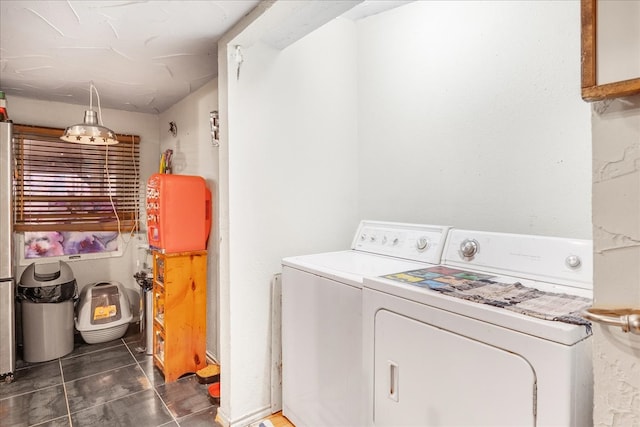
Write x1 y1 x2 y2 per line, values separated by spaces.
13 124 140 232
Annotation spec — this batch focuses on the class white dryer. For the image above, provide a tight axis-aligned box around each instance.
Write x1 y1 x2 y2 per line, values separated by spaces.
281 221 450 427
363 229 593 427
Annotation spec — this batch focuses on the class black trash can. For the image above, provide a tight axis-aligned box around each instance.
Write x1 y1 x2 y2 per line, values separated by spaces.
18 261 77 363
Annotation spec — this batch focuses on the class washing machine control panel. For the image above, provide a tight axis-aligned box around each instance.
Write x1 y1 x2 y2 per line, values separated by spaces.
352 221 450 264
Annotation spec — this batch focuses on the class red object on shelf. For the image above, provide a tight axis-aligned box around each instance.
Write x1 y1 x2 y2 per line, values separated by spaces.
146 174 212 253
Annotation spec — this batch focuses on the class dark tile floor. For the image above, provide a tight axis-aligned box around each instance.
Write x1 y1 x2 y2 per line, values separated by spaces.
0 325 221 427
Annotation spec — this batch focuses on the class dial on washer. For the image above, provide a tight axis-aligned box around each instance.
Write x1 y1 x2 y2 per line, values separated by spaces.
416 236 430 251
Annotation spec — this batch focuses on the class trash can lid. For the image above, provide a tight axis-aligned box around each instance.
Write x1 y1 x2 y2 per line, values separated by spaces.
19 261 75 287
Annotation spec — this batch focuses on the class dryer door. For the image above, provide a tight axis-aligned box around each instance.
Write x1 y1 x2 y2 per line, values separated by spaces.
374 310 536 426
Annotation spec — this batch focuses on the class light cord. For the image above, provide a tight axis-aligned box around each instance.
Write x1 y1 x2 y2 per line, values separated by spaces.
89 82 94 111
132 134 139 237
105 143 122 237
94 81 122 241
91 82 105 126
93 82 139 253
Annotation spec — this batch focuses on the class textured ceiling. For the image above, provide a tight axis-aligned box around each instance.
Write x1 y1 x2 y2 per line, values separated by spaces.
0 0 261 114
0 0 411 115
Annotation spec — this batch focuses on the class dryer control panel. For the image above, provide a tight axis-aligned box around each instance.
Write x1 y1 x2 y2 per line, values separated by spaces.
352 221 450 264
443 229 593 291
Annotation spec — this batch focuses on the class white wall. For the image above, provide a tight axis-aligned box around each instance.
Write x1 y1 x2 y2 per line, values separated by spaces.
218 17 359 426
356 0 592 239
158 79 219 177
587 3 640 423
9 96 159 307
591 95 640 426
158 79 220 359
216 0 592 423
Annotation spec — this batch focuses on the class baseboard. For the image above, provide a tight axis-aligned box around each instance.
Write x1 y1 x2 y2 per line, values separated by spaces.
215 407 231 427
218 404 273 427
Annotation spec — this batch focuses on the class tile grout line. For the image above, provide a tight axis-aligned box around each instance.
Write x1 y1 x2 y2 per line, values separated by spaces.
59 358 73 427
61 342 124 361
62 338 146 420
63 339 161 422
62 361 139 385
69 388 157 419
60 341 138 384
6 331 189 427
0 382 60 401
0 359 62 401
3 331 182 427
123 337 180 426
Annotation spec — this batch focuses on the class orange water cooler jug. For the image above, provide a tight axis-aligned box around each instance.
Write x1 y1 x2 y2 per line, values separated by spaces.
146 174 212 253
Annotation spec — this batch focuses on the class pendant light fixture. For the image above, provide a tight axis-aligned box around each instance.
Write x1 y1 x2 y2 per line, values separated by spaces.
60 82 118 145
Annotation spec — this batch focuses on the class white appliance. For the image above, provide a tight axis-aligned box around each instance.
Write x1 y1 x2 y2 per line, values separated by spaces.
363 229 593 427
281 221 450 427
0 121 15 382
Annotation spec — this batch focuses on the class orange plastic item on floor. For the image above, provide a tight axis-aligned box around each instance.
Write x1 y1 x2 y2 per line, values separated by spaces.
208 382 220 405
146 174 212 253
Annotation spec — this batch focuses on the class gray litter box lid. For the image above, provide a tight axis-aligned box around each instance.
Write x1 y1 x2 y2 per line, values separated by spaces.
20 261 75 287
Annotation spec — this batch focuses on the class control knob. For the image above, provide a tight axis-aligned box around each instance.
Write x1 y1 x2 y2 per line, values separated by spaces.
460 239 479 259
565 255 581 269
416 236 430 252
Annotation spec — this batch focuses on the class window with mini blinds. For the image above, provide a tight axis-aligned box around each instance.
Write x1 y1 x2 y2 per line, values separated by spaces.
13 124 140 233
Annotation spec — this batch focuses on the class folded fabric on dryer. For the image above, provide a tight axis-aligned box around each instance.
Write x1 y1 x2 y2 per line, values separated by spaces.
382 267 592 331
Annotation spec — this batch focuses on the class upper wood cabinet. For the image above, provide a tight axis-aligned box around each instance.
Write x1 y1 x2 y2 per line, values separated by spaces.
581 0 640 101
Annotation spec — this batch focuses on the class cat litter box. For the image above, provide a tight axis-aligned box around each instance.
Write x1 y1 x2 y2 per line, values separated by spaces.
75 281 132 344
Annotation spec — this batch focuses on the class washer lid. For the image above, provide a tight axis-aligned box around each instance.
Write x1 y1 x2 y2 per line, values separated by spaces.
282 250 430 288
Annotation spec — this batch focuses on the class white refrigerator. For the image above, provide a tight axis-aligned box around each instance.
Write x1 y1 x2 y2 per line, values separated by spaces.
0 121 15 382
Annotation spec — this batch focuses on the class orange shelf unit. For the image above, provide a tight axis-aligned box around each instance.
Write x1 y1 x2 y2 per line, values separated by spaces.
152 250 207 382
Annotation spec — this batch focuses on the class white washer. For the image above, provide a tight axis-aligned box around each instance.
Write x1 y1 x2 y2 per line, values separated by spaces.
363 229 593 427
281 221 450 427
